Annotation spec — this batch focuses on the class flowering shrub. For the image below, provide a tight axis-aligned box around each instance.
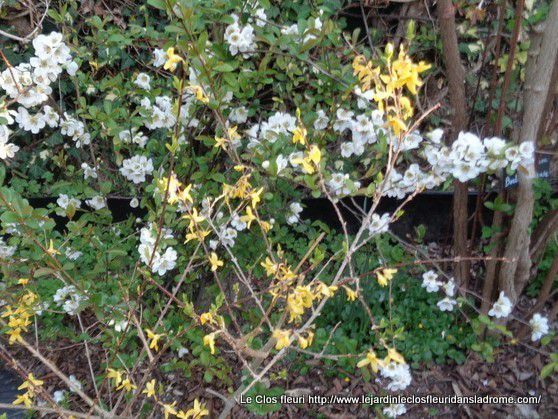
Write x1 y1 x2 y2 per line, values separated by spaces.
0 0 554 417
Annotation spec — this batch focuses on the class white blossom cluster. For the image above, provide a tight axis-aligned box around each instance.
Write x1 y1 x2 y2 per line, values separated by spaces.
0 237 16 259
383 403 407 418
0 32 89 160
248 111 297 147
138 225 177 276
280 15 323 44
286 202 303 225
53 285 88 316
208 209 245 250
419 270 457 312
57 194 81 211
380 362 412 391
225 15 257 58
488 291 513 318
424 132 535 183
119 155 154 184
367 213 391 237
529 313 550 342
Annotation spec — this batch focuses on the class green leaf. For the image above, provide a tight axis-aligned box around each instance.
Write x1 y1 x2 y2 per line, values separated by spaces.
147 0 166 10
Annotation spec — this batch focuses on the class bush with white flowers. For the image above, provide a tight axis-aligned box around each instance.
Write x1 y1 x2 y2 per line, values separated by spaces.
0 1 554 418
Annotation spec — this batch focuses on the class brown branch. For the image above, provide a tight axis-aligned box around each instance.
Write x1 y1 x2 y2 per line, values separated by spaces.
437 0 470 288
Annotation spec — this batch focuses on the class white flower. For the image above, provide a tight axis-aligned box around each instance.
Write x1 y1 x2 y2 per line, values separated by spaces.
281 24 299 35
229 106 248 124
65 248 82 260
529 313 549 342
488 291 512 318
120 155 154 183
381 362 412 391
57 194 81 210
368 213 390 236
253 8 267 27
42 105 60 127
53 390 66 404
119 128 148 148
86 196 106 210
177 346 189 357
0 238 16 259
231 212 247 231
276 155 288 175
134 73 151 90
443 279 456 297
68 375 82 393
333 108 354 132
383 403 407 418
437 297 457 312
519 141 535 165
65 61 79 76
427 129 444 144
340 141 354 158
16 107 46 134
81 162 97 180
108 319 129 333
0 129 19 160
130 197 139 208
421 270 440 293
153 48 168 67
225 19 256 58
313 109 329 130
286 202 303 225
152 247 177 276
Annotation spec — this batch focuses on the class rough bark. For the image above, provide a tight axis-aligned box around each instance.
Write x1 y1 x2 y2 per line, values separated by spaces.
498 0 558 305
437 0 470 288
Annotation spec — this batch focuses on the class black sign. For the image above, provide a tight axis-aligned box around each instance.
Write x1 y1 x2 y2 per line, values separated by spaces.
504 155 551 189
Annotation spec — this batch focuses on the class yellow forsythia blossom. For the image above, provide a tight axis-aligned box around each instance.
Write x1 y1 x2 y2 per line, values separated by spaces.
272 329 291 350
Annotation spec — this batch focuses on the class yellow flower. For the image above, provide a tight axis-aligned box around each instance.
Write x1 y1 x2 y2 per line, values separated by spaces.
162 401 178 419
250 187 264 209
142 379 157 399
376 268 397 287
259 220 272 232
385 347 405 365
145 328 164 351
357 350 384 373
203 332 217 354
315 282 338 298
13 392 32 407
343 286 357 302
177 184 194 204
308 145 321 165
228 126 241 142
287 286 314 323
240 206 257 228
199 312 215 325
183 207 205 225
292 126 307 145
297 331 314 349
18 373 43 390
18 278 29 285
208 252 223 272
272 329 291 350
178 399 209 418
261 257 279 277
107 368 123 387
164 47 184 71
46 239 60 256
116 377 137 392
214 136 228 150
189 84 209 103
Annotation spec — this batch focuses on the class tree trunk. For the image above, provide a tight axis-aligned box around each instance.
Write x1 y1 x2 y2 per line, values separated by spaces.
498 0 558 306
437 0 470 288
